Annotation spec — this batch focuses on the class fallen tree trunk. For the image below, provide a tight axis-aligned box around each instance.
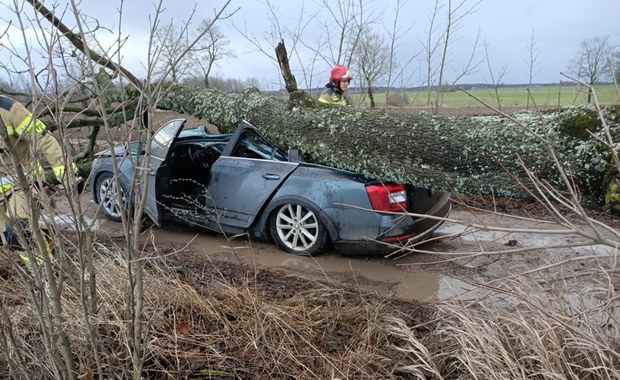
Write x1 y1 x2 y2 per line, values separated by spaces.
158 85 618 204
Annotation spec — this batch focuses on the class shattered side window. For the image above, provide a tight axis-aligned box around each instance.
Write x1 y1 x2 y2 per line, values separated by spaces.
233 129 287 161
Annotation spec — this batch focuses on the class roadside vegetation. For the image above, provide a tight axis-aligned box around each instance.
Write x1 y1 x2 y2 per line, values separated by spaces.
0 1 619 379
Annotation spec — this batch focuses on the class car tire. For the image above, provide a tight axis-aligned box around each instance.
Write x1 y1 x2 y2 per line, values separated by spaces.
95 172 129 222
269 203 328 256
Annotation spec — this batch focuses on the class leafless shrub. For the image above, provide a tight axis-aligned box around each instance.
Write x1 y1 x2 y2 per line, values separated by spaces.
389 274 620 379
386 92 411 107
0 1 235 379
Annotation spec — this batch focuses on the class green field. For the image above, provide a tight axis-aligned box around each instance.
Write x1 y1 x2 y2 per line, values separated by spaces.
352 84 618 109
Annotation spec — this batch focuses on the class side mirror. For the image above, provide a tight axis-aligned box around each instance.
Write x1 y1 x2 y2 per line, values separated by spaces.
287 148 303 163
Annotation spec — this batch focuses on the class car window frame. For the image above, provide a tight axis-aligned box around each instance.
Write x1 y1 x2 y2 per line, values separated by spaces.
229 125 287 161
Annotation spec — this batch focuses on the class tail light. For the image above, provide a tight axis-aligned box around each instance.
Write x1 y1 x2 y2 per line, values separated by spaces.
366 183 408 212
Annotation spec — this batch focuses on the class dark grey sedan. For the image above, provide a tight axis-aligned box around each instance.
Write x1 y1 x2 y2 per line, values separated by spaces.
89 119 451 255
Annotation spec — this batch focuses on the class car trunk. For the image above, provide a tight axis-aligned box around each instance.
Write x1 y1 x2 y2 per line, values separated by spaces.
408 187 451 233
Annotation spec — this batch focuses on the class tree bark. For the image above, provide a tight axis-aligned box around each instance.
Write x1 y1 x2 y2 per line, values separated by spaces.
275 40 298 93
368 86 376 108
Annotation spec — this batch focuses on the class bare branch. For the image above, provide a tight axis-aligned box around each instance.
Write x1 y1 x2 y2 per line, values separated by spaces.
26 0 143 89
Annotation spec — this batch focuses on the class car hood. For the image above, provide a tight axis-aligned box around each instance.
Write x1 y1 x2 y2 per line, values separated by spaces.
96 141 142 158
96 146 125 157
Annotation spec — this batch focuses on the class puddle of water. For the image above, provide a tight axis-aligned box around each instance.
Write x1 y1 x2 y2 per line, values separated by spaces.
144 229 471 302
50 200 475 303
435 222 614 256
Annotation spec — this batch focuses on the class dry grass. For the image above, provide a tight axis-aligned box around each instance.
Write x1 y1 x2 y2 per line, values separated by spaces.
0 247 430 379
391 271 620 380
1 243 619 379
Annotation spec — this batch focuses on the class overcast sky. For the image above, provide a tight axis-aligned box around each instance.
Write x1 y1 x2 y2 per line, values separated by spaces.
1 0 619 90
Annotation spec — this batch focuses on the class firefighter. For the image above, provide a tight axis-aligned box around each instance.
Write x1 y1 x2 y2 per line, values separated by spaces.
0 95 81 264
318 64 353 106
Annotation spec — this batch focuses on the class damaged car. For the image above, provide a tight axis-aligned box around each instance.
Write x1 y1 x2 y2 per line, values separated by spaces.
89 119 451 255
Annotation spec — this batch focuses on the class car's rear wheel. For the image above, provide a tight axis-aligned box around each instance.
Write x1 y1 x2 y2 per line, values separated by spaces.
270 203 328 256
96 172 128 222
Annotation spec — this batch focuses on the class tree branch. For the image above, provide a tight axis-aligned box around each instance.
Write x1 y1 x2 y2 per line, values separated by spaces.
26 0 144 90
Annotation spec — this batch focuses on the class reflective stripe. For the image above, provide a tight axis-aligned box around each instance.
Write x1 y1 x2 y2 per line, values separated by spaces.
0 162 75 194
52 162 78 178
15 115 33 135
0 164 49 193
0 175 16 192
19 253 45 266
318 92 347 106
14 114 46 136
35 119 46 134
52 164 66 177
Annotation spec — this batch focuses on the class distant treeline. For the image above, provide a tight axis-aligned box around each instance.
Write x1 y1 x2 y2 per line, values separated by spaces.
340 82 614 93
263 82 614 97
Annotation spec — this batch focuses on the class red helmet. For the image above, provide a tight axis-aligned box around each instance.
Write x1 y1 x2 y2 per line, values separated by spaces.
329 64 353 85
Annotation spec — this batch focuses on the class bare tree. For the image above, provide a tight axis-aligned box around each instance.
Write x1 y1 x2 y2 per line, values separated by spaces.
568 35 617 103
354 30 390 108
232 0 378 94
152 23 193 82
436 0 482 112
316 0 359 66
384 0 415 100
232 0 318 90
615 51 620 83
421 0 482 114
192 19 235 88
315 0 381 79
422 0 442 107
525 28 541 110
483 39 508 110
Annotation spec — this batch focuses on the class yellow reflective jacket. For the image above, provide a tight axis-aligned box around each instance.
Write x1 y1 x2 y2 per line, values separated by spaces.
0 95 68 197
318 87 349 106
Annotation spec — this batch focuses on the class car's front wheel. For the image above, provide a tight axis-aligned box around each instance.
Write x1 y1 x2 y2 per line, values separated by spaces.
96 172 128 222
269 203 328 256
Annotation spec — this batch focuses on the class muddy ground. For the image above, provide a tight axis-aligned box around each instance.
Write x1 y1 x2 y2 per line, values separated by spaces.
63 109 620 303
69 189 619 305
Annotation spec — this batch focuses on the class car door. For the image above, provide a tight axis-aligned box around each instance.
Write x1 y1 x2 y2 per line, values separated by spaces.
144 119 186 225
205 125 298 228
